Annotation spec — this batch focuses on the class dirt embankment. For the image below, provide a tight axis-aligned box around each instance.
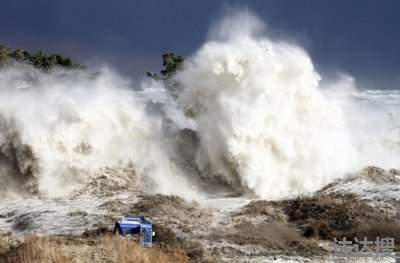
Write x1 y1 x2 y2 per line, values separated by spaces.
280 193 400 249
235 191 400 253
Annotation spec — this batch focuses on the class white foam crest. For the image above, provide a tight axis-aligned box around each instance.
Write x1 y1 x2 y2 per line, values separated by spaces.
176 13 360 199
0 66 197 198
1 12 399 201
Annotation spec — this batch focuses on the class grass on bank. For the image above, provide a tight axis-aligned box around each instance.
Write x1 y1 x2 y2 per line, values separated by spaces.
2 234 189 263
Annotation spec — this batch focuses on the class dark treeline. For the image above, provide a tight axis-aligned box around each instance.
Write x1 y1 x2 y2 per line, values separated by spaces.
0 44 85 70
0 45 182 77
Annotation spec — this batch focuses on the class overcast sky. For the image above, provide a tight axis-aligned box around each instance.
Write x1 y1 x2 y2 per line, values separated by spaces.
1 0 399 88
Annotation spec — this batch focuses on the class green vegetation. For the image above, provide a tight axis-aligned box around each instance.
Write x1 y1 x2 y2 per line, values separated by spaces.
146 51 199 118
146 51 184 80
0 44 85 70
146 51 184 100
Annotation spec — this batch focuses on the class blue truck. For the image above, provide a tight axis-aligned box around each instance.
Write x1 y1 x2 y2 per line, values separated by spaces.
114 215 154 247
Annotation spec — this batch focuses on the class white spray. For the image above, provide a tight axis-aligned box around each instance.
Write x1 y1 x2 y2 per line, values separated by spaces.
0 12 399 201
176 12 365 199
0 65 196 198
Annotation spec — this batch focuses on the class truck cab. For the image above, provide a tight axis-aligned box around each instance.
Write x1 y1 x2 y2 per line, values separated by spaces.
114 215 154 247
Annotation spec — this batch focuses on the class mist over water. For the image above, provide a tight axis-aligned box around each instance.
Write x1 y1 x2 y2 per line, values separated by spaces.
0 12 399 200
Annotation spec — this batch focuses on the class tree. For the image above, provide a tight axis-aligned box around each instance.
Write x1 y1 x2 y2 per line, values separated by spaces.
10 48 25 61
0 43 86 70
146 51 184 80
160 52 184 78
0 45 9 66
146 51 184 99
53 54 72 67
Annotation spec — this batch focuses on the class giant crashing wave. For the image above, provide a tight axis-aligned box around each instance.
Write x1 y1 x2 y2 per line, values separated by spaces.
0 65 198 198
0 12 399 200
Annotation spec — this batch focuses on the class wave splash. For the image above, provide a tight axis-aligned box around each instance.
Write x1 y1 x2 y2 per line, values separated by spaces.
0 66 196 198
175 12 358 199
0 12 399 200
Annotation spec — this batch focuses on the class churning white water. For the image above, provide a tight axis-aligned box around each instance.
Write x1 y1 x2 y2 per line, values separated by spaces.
0 66 196 198
0 12 399 200
176 13 359 199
